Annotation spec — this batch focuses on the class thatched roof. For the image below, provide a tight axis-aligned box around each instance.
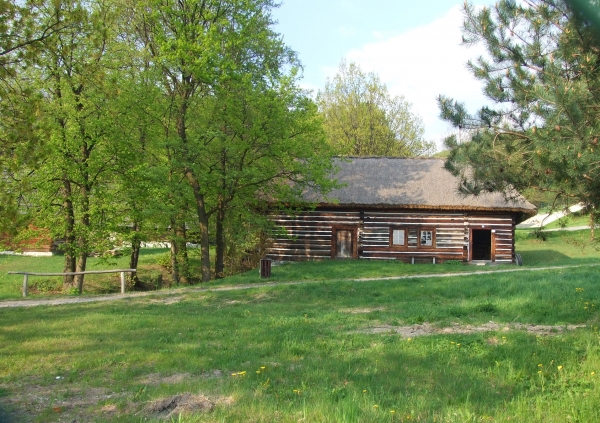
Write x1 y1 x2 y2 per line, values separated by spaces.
304 157 536 214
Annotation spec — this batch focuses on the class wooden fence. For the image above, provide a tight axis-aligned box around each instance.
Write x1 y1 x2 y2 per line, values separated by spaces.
7 269 137 297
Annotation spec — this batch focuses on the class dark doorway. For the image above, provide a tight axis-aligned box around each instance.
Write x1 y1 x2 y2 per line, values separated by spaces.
335 230 353 258
472 229 492 260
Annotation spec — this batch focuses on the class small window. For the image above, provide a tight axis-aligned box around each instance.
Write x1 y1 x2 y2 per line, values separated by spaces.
420 230 433 247
392 229 405 246
408 229 418 247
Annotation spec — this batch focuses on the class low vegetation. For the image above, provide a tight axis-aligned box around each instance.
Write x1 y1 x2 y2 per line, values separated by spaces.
1 265 599 422
1 228 599 300
0 230 599 422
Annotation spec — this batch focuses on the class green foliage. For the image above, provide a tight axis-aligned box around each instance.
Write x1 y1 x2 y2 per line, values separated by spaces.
318 60 434 157
131 0 336 281
0 0 336 285
438 0 600 210
155 252 172 273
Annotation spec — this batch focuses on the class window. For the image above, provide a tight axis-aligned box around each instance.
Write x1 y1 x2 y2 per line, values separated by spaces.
408 229 418 247
391 229 405 246
420 230 434 247
390 227 435 248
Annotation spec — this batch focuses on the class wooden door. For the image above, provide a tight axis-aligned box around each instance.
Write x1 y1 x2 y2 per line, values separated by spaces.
331 226 357 259
336 230 353 258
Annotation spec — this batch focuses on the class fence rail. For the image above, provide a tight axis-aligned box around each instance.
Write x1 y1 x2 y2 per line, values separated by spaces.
8 269 137 297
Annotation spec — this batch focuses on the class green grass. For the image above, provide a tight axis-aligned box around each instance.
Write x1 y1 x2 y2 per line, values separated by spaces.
515 229 599 266
0 249 183 300
1 266 599 422
542 213 591 230
1 229 600 300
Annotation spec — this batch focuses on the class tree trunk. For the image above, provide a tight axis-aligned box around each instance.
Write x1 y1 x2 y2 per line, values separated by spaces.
62 179 76 289
215 197 225 279
75 252 87 294
175 222 189 284
73 173 91 294
184 169 211 282
169 219 180 284
129 222 142 289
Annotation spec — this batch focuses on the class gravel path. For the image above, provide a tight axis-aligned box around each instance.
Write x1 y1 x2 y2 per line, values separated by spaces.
1 262 599 309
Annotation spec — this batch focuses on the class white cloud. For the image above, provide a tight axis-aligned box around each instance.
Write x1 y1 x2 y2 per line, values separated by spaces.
344 5 490 149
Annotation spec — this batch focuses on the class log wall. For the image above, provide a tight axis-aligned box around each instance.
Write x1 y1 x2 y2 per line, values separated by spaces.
266 209 516 264
0 227 53 253
267 211 359 261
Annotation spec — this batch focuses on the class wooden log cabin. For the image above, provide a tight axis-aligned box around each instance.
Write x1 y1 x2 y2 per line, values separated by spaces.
0 226 54 256
266 157 536 264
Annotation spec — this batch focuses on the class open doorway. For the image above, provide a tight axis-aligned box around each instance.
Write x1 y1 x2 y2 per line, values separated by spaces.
471 229 492 261
332 227 357 259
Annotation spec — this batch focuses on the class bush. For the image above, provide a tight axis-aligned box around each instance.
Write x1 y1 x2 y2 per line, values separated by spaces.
29 278 62 294
155 252 172 272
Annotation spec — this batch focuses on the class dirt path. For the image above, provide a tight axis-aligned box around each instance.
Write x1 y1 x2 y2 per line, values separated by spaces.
1 262 599 309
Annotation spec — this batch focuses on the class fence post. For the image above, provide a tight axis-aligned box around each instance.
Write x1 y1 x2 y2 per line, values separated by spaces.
23 274 28 297
120 271 126 294
260 258 272 278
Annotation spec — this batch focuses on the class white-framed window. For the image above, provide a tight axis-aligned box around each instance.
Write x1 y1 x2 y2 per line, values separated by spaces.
391 229 405 246
420 230 434 247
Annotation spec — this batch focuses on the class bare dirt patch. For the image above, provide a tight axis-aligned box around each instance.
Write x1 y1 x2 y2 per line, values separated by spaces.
139 372 191 385
144 393 214 420
138 370 224 386
149 295 186 305
358 321 587 337
340 307 385 314
0 381 122 423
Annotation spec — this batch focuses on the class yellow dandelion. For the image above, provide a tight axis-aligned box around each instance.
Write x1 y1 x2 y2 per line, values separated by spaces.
256 370 261 374
373 405 378 408
407 338 412 341
592 372 596 376
231 373 237 376
390 410 396 414
538 364 543 367
363 390 367 393
261 366 266 369
558 366 563 370
538 370 542 374
457 343 461 346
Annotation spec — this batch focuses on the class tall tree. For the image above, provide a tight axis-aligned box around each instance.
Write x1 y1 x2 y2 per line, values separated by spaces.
134 0 334 281
205 73 335 278
438 0 600 227
318 60 433 157
24 0 130 291
0 0 67 237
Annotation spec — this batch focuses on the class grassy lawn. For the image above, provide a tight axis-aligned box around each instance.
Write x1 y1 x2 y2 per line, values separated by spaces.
1 229 599 301
0 265 599 422
541 213 591 230
0 249 193 300
515 229 599 266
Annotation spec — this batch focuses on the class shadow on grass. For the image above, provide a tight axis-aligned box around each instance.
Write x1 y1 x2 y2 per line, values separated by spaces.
518 250 573 266
0 401 19 423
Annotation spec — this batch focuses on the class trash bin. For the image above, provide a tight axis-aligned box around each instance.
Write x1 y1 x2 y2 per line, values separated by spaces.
260 258 272 278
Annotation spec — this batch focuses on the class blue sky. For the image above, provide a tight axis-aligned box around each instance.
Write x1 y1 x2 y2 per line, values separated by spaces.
272 0 497 149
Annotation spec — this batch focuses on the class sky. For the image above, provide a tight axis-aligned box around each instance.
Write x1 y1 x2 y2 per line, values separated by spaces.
272 0 497 150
